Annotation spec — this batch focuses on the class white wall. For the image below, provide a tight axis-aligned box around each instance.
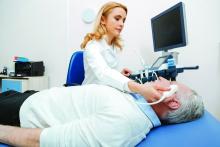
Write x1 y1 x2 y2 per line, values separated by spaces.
0 0 220 119
177 0 220 119
0 0 69 86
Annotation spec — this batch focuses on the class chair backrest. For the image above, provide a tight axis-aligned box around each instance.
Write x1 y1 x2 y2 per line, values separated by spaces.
65 51 85 86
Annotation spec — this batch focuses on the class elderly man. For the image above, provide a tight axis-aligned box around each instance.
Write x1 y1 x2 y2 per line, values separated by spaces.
0 78 204 147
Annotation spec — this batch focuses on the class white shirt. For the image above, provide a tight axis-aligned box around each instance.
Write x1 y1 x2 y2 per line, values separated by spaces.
82 38 131 92
19 85 152 147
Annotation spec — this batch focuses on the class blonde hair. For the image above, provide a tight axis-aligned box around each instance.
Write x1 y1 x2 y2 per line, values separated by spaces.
80 2 127 50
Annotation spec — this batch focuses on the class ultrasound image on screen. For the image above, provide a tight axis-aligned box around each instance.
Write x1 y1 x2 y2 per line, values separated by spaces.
151 2 186 52
153 9 182 49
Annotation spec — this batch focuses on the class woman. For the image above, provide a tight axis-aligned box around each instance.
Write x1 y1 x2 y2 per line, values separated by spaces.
81 2 168 102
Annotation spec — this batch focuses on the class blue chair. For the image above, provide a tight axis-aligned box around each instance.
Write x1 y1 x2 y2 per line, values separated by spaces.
64 51 85 86
0 144 9 147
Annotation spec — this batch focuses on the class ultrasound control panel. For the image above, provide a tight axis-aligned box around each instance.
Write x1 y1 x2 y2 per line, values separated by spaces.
128 66 199 84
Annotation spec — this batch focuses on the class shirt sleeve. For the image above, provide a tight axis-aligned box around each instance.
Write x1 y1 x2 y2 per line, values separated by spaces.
39 114 138 147
84 42 132 92
40 121 100 147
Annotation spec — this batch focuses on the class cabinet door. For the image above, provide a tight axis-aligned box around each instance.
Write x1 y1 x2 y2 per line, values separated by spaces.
2 79 27 92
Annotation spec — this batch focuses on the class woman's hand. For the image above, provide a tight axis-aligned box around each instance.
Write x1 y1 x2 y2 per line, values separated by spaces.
128 79 170 103
152 77 171 88
121 68 132 77
139 83 170 102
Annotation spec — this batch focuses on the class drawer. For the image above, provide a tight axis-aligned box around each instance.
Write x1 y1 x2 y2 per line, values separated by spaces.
2 79 28 92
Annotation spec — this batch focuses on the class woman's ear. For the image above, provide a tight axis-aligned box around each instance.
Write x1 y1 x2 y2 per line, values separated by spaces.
166 97 181 110
101 16 106 25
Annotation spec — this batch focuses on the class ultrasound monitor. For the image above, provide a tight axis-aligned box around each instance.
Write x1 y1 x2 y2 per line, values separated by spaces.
151 2 187 53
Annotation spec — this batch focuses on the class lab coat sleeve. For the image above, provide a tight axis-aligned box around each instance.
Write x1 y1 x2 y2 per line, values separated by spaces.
84 42 131 92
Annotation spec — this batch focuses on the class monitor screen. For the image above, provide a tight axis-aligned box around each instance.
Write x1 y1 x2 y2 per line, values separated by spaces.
151 2 187 52
150 55 171 70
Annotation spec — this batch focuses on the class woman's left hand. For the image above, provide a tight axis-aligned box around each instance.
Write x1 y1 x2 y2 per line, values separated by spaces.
121 68 132 77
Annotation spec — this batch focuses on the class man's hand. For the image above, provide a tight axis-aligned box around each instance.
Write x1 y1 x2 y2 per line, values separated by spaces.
121 68 132 77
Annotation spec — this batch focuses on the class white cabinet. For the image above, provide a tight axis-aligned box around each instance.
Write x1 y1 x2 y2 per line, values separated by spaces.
1 76 48 92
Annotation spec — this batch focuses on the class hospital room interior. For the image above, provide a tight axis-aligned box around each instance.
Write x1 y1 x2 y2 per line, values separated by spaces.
0 0 220 146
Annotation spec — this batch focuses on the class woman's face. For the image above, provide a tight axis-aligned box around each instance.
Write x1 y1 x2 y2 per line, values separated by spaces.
102 7 127 40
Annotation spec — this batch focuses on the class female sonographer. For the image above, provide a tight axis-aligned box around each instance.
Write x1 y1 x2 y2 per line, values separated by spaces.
80 2 169 102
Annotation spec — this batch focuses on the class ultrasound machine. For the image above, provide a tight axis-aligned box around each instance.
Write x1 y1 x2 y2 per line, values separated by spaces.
129 2 199 83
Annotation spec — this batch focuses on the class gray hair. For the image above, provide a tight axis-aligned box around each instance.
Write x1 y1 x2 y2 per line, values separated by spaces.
161 90 204 124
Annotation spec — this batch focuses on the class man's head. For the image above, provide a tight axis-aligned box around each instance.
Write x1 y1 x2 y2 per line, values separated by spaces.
152 77 204 124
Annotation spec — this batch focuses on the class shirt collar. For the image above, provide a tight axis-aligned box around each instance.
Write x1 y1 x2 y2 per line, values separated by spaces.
130 93 161 127
101 37 113 49
100 36 120 52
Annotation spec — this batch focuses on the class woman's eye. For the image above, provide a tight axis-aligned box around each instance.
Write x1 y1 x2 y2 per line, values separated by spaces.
115 18 119 21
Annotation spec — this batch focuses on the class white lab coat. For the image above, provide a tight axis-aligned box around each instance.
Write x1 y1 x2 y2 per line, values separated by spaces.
82 38 131 92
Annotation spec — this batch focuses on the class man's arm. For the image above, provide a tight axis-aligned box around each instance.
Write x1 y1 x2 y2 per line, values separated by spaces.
0 125 42 147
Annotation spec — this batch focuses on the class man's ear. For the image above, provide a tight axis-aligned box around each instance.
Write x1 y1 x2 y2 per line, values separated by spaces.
166 98 181 110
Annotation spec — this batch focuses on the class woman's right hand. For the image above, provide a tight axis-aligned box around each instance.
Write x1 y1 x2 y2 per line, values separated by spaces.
128 80 170 103
140 82 170 102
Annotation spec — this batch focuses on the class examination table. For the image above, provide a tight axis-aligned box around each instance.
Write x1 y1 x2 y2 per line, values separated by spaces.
1 110 220 147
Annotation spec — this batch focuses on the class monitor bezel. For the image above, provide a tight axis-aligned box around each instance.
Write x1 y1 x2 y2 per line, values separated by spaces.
151 2 187 52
